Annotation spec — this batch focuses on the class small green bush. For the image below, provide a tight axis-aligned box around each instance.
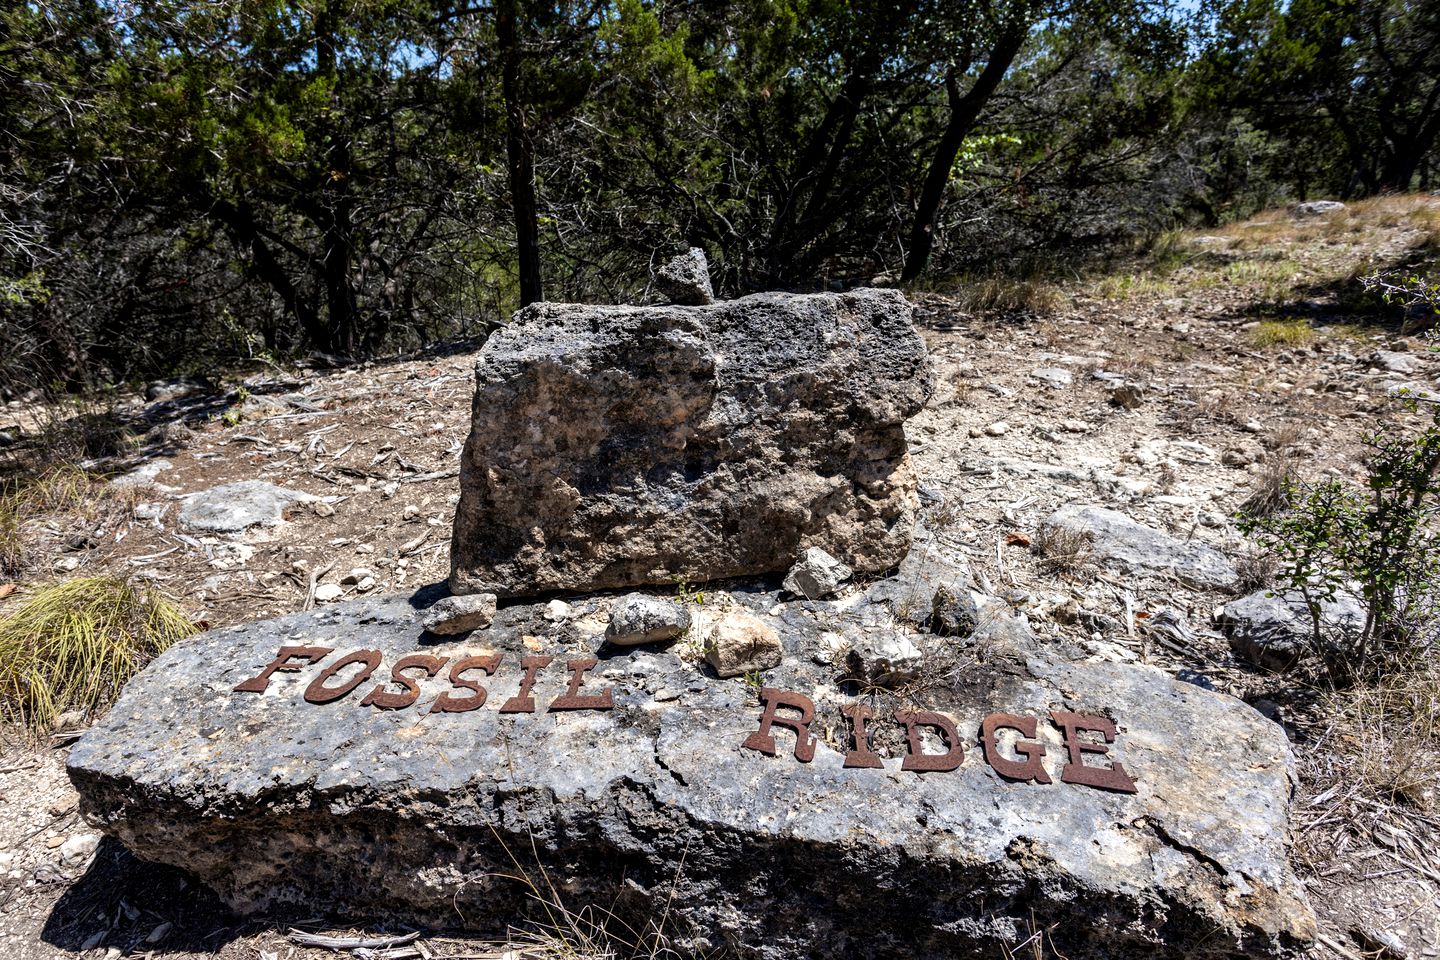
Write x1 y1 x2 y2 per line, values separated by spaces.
0 576 196 733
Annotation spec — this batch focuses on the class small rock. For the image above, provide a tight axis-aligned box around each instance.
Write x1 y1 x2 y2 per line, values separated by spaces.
312 500 335 517
704 612 781 678
931 584 980 637
341 568 373 585
356 576 376 593
1221 589 1364 672
1031 367 1073 388
845 631 923 687
48 795 78 817
58 833 100 864
145 376 210 403
313 584 344 604
423 593 499 635
179 481 316 532
985 421 1009 437
53 556 81 573
655 247 715 305
403 504 420 520
145 922 173 944
543 600 574 622
1108 383 1145 409
382 481 399 498
605 595 691 646
782 547 853 600
46 835 65 849
1061 419 1091 433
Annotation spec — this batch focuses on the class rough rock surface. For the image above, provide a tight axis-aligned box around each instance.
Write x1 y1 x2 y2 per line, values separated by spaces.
1221 589 1364 672
1294 200 1346 216
655 247 715 305
450 289 930 597
1046 505 1238 590
605 594 691 646
178 481 316 532
422 593 498 635
844 630 922 686
782 547 852 599
70 587 1314 959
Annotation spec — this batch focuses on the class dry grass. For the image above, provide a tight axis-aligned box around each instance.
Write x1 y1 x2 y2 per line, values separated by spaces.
1032 524 1093 577
1240 452 1299 517
0 464 139 577
1248 318 1317 348
0 576 196 733
957 276 1067 317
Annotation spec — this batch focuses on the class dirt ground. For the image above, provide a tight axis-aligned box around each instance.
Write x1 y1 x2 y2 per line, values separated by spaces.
2 195 1439 959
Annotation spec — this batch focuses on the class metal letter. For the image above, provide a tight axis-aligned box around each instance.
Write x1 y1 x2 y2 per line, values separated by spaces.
896 709 964 772
741 688 817 762
498 655 553 713
360 653 449 710
980 713 1052 784
1049 710 1138 794
431 653 503 714
233 645 333 693
839 702 883 769
548 658 614 711
304 649 383 704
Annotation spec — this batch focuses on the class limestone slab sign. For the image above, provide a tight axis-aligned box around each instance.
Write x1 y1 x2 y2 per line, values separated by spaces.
69 592 1313 959
449 288 930 597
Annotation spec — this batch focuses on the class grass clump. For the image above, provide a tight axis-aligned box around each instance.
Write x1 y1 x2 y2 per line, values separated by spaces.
1248 318 1316 348
1033 523 1093 578
0 576 196 733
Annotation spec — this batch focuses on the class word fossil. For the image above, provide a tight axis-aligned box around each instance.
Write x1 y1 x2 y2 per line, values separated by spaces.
741 687 1138 794
233 645 614 713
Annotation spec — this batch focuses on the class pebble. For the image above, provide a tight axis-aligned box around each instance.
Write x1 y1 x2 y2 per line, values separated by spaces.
58 833 100 864
312 501 335 517
403 504 420 520
985 421 1009 437
314 584 344 603
341 567 373 585
382 481 399 498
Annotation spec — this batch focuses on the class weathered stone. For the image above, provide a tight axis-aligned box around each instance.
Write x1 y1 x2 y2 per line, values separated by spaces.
606 594 691 646
865 526 975 630
931 583 981 637
1045 505 1238 590
1293 200 1345 217
844 630 923 687
656 247 716 305
782 547 852 600
704 610 782 677
422 592 498 635
1370 350 1418 375
1220 589 1364 672
450 289 930 597
70 591 1315 959
179 481 315 532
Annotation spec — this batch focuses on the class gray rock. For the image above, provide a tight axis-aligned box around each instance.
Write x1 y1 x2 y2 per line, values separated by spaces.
1220 589 1364 672
1031 367 1073 388
704 610 782 677
1371 350 1418 375
1293 200 1345 217
782 547 853 600
178 481 315 532
58 833 101 865
844 630 923 687
145 376 211 403
931 583 981 637
1045 505 1238 590
451 289 930 598
865 527 975 629
606 594 691 646
70 591 1316 958
110 459 175 490
655 247 715 305
422 593 498 635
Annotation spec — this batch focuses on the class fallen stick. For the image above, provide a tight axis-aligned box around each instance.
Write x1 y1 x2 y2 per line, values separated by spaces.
287 929 421 950
304 561 337 611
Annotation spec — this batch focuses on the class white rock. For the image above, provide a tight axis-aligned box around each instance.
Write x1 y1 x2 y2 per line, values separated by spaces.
58 833 101 864
423 593 498 635
782 547 853 600
985 421 1009 437
313 584 344 603
704 612 782 678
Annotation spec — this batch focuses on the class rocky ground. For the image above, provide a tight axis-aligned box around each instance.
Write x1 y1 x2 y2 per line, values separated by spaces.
2 194 1439 959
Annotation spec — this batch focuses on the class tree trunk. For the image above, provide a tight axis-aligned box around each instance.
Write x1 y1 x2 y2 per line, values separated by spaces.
902 26 1027 283
498 0 543 307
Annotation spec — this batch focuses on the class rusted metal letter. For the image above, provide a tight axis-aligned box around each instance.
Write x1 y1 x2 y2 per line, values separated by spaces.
498 655 553 713
741 688 817 762
431 653 503 714
360 653 449 710
303 649 383 704
839 702 883 769
548 658 614 711
1049 710 1138 794
896 709 964 772
233 645 333 693
980 713 1053 784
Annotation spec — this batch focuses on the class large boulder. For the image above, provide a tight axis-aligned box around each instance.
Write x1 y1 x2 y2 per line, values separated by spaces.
450 289 930 597
1221 588 1364 672
70 589 1314 959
